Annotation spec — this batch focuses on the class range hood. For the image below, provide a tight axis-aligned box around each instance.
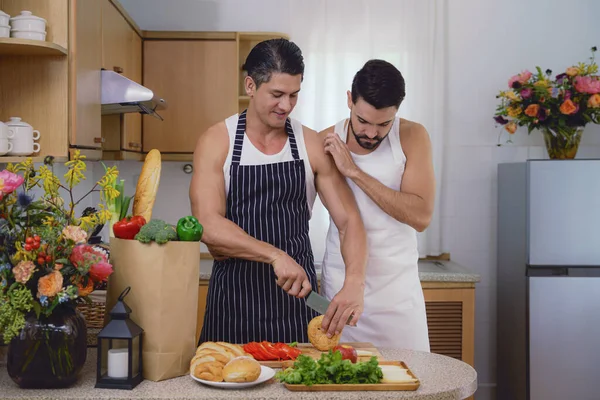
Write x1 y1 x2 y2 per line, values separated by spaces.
101 70 167 120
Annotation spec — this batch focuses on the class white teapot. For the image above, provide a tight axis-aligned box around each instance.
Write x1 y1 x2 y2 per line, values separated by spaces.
6 117 40 155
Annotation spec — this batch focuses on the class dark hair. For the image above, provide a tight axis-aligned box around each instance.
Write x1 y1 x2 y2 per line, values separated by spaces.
351 59 405 109
242 38 304 87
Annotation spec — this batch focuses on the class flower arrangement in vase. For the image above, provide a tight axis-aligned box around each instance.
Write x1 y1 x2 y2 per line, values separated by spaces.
0 151 121 388
494 46 600 159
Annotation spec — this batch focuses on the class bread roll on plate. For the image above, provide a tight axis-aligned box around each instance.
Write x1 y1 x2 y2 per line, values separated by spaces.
222 356 261 383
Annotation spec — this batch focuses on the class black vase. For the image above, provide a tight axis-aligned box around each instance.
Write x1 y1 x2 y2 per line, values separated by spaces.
6 304 87 388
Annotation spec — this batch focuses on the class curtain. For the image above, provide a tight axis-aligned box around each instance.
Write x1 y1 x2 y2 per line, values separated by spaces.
288 0 447 258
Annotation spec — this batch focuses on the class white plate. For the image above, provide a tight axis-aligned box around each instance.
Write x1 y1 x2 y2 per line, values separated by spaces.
190 365 275 389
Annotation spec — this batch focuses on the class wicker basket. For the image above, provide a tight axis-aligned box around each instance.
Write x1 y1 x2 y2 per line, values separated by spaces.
77 290 106 329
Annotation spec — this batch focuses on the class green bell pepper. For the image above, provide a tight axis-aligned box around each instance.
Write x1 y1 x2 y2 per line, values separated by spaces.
176 216 203 241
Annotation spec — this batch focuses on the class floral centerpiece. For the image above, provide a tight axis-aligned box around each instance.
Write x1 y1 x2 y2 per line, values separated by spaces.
0 151 121 388
494 46 600 159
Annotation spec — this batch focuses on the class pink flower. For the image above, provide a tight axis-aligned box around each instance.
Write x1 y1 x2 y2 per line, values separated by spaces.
0 170 24 200
62 226 88 244
12 261 35 284
574 76 600 94
89 261 113 282
69 244 113 282
508 70 532 88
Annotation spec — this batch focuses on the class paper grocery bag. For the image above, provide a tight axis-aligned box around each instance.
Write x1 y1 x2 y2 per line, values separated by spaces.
105 237 200 381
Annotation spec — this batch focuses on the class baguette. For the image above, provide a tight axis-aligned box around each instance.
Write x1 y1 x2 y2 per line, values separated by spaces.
133 149 162 221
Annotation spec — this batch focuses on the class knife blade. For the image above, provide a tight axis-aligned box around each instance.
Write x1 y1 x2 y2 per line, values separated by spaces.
306 290 331 315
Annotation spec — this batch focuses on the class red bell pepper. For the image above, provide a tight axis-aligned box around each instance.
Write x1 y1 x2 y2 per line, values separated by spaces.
113 215 146 239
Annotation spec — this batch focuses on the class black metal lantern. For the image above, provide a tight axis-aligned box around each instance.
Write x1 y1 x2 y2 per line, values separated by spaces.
95 287 143 390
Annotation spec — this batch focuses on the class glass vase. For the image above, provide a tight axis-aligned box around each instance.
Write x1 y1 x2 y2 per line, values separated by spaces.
541 126 584 160
6 304 87 389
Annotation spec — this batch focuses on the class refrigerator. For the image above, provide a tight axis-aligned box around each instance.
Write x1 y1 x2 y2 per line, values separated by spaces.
497 160 600 400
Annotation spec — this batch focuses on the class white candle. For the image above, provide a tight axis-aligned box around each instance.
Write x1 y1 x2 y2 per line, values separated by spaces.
107 348 129 379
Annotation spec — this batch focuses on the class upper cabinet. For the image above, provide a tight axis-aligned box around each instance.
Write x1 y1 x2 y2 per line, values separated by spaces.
142 39 238 153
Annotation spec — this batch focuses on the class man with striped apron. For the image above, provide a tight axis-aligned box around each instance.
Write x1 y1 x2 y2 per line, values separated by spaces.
190 39 367 344
199 111 319 343
320 60 435 350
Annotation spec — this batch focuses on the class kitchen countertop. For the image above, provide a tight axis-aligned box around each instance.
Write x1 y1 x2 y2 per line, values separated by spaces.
0 348 477 400
200 259 481 283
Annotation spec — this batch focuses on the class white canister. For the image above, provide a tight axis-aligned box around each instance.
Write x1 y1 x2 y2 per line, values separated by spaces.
0 121 15 140
0 25 9 38
9 11 46 32
6 117 40 156
0 138 13 156
10 29 46 41
0 10 9 26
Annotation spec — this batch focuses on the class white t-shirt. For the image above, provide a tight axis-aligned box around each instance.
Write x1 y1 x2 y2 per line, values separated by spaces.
222 114 317 217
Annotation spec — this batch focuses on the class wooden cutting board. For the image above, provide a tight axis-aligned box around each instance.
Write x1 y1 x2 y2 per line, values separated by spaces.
283 361 420 392
258 342 384 368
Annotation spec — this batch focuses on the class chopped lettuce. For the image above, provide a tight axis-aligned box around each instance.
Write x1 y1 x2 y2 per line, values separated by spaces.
275 350 383 386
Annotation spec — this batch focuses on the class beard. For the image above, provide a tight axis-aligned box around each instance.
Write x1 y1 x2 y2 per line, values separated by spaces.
349 119 391 150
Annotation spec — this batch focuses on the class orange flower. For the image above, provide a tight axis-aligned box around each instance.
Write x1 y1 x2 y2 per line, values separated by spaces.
566 67 579 77
505 122 518 134
507 106 522 117
525 104 540 117
559 99 578 115
588 94 600 108
38 270 63 298
77 278 94 297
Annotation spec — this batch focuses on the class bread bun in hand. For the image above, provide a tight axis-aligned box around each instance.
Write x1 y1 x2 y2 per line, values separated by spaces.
308 315 341 351
222 356 262 383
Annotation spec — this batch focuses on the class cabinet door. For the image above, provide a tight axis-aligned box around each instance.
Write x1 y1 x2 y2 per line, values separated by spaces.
71 0 102 149
122 31 143 152
101 0 129 74
143 40 238 153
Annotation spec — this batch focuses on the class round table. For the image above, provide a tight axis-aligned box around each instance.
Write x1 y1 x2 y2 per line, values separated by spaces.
0 347 477 400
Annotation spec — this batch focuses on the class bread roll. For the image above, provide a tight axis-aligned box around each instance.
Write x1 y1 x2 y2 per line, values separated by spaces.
222 357 261 383
196 342 237 359
133 149 161 221
307 315 340 351
216 342 247 357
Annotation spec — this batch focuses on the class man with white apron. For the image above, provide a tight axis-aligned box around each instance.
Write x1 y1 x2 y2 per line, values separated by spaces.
320 60 435 350
190 39 367 344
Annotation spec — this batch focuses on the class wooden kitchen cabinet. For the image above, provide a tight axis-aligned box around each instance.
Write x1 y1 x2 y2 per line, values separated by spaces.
143 40 238 153
101 0 143 153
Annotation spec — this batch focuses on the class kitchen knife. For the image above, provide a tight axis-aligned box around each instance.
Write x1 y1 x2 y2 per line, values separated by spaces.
306 290 331 315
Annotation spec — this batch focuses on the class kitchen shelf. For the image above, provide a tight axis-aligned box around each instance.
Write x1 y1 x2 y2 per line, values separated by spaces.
0 38 68 56
0 156 68 164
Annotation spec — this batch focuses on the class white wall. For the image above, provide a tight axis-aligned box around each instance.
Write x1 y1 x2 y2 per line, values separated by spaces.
445 0 600 398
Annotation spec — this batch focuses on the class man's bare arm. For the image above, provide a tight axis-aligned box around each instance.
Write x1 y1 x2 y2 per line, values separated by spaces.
189 123 311 297
323 122 435 232
306 127 368 334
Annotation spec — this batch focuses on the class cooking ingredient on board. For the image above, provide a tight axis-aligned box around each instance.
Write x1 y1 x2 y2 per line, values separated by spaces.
333 344 358 363
222 356 262 383
113 215 146 239
132 149 162 222
134 219 178 244
275 351 383 385
307 315 340 351
243 341 301 361
379 365 419 383
176 216 203 241
190 341 252 382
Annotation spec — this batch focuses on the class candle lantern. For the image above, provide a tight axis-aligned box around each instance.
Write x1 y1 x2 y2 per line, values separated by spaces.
95 287 144 390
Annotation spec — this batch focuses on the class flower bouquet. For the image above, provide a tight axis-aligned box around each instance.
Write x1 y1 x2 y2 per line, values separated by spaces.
494 46 600 159
0 151 121 388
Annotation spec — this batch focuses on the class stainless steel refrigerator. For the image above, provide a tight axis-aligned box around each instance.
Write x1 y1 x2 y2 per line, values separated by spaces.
497 160 600 400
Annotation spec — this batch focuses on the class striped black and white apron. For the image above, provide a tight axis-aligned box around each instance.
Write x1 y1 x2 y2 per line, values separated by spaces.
199 110 319 344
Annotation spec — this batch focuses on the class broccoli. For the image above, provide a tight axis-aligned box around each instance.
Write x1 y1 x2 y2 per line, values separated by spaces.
134 219 178 244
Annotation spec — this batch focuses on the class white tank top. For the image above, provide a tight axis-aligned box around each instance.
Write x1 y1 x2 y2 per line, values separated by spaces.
223 113 317 217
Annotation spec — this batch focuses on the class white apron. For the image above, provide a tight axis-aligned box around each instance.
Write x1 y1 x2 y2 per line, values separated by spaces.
321 118 430 351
